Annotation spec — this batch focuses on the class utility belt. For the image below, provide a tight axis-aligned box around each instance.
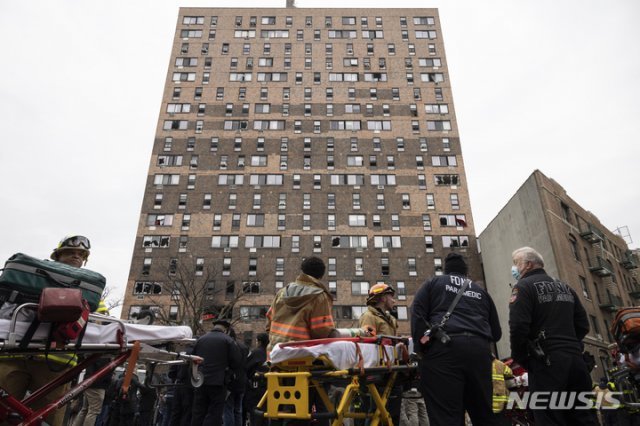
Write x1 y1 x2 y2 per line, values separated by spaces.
448 331 486 339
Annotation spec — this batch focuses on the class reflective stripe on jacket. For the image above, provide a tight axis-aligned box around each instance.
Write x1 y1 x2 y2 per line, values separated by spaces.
266 273 335 353
0 352 78 367
492 359 513 413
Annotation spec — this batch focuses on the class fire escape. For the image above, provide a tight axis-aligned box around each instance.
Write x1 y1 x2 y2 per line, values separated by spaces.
622 250 640 300
580 224 622 312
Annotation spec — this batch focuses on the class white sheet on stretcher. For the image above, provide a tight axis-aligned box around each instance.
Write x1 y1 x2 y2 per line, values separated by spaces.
0 320 193 345
269 341 396 370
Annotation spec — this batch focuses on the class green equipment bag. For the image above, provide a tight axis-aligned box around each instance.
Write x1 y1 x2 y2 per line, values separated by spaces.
0 253 106 312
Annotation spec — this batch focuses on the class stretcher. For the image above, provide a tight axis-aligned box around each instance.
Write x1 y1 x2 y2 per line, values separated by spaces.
0 303 200 426
256 336 417 426
501 359 534 426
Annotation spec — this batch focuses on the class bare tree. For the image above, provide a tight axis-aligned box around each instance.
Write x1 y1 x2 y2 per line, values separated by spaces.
143 257 250 336
101 285 123 312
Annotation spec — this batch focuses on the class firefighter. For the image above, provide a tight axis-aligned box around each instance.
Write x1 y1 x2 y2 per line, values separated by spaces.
359 283 398 336
51 235 91 267
0 235 92 426
266 256 370 352
265 256 369 426
359 283 402 425
266 256 335 351
593 378 619 425
491 355 514 425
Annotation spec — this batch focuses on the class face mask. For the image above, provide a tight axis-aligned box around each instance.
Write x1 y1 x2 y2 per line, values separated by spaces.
511 265 521 281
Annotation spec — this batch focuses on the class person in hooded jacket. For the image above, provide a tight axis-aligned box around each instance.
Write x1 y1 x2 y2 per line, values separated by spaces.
266 256 336 352
266 257 344 426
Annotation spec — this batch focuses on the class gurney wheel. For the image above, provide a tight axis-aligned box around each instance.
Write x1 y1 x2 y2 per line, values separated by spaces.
191 370 204 388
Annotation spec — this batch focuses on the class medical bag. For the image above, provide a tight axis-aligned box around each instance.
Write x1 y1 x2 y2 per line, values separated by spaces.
38 287 86 322
50 299 90 343
0 252 105 312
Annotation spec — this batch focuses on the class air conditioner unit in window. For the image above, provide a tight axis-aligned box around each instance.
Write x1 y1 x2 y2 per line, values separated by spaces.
224 247 231 253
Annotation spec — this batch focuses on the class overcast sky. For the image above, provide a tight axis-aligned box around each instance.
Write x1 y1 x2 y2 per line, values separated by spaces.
1 0 638 316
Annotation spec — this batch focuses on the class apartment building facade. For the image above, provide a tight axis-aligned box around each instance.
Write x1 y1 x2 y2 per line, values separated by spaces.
479 170 639 374
122 7 481 342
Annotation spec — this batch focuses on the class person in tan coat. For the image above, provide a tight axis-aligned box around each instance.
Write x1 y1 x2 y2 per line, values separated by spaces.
0 235 92 426
265 256 336 353
265 257 339 426
491 357 513 412
359 283 401 425
359 283 398 336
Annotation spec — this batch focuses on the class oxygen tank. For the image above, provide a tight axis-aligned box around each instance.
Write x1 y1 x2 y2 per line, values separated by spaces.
333 326 374 338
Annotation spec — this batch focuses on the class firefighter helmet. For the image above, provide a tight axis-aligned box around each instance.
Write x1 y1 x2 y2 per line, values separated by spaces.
366 283 395 305
50 235 91 262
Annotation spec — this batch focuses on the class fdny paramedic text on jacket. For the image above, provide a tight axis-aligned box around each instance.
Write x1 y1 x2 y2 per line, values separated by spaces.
509 246 597 425
411 252 502 426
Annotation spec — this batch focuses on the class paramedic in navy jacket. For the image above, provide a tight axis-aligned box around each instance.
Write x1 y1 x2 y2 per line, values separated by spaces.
509 246 597 425
411 252 501 426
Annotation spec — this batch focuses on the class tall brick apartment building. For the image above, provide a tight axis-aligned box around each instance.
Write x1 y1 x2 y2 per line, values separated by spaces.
122 7 481 342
